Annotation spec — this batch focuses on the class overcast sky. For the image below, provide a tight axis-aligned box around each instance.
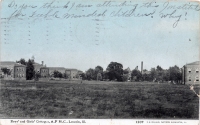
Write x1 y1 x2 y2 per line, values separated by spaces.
1 0 199 71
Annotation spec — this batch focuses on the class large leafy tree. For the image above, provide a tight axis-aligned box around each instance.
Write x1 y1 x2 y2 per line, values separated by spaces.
1 68 11 76
94 66 103 80
102 71 109 80
123 69 129 75
97 73 102 81
150 68 157 81
150 66 168 82
168 65 182 83
26 59 35 80
123 68 131 81
156 65 163 72
163 70 170 81
95 66 103 73
16 58 35 80
131 69 142 81
85 68 95 80
79 73 86 80
53 70 63 78
142 73 152 81
106 62 123 81
16 58 27 65
156 65 164 82
122 74 129 81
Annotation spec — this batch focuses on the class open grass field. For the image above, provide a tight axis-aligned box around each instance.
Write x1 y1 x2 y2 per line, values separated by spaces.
0 80 199 119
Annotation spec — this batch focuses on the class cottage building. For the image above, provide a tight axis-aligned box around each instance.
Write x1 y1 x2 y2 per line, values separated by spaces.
33 61 50 78
182 61 199 84
40 67 49 78
0 61 26 80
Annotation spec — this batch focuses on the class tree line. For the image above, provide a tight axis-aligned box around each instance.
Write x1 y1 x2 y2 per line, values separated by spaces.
80 62 182 83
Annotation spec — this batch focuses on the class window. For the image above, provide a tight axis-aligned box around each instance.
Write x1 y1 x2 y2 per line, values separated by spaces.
196 68 199 73
17 68 18 71
196 76 199 81
188 77 191 81
188 68 191 73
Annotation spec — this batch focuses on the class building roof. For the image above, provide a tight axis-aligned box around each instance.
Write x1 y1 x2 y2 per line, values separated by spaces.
186 61 199 65
40 67 48 69
48 67 66 70
66 68 78 71
0 61 26 67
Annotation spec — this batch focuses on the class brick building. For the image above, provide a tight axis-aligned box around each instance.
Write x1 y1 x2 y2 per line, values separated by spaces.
33 61 50 78
182 61 199 84
40 67 49 78
0 61 26 80
1 60 82 81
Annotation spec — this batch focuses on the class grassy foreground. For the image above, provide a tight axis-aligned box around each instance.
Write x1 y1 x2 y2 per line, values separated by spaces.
0 80 199 119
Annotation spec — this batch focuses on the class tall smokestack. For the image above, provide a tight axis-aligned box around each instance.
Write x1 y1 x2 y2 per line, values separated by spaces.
42 61 44 66
141 61 143 74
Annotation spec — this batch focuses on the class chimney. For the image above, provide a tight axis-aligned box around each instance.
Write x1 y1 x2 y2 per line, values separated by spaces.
42 61 44 66
141 61 143 74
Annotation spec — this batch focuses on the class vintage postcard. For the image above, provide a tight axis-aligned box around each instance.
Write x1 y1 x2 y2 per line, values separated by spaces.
0 0 199 124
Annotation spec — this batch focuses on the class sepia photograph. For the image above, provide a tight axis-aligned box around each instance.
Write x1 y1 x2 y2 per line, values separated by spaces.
0 0 199 124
